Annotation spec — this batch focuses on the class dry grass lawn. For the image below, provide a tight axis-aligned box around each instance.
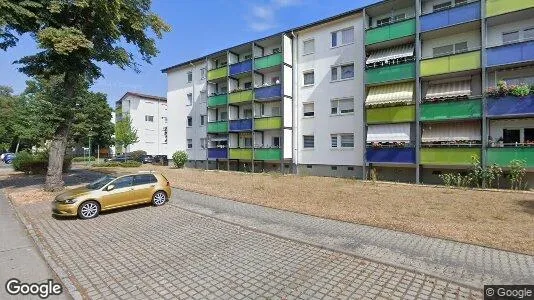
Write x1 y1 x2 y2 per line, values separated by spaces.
91 165 534 255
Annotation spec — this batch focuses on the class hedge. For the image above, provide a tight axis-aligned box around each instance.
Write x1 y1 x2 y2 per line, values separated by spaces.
13 151 72 175
92 160 142 168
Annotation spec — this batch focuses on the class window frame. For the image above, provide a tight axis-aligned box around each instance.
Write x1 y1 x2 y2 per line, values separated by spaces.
187 139 193 149
502 30 520 45
200 115 206 126
145 115 154 122
186 93 193 106
303 135 315 149
187 116 192 127
187 71 193 83
330 98 355 115
302 39 315 56
303 70 315 86
331 27 355 48
303 102 315 118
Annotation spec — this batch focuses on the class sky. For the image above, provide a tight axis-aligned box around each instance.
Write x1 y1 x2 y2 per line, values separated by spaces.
0 0 379 107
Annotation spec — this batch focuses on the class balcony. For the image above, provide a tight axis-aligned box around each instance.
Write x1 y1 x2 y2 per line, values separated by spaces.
229 148 253 160
420 147 480 165
254 84 282 101
420 1 480 32
208 148 227 159
229 118 252 131
365 18 416 46
366 105 415 124
254 53 282 70
254 148 282 161
486 95 534 118
366 147 416 164
365 62 415 85
487 147 534 168
207 121 228 133
420 50 481 77
420 99 482 121
228 90 253 104
229 60 252 76
207 94 227 107
207 66 227 81
486 0 534 17
486 41 534 67
254 116 282 130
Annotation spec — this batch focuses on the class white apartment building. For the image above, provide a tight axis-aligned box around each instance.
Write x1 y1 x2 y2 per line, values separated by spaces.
116 92 168 156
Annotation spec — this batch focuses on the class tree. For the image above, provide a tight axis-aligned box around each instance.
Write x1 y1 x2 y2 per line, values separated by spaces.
115 114 138 153
0 85 17 151
71 91 114 150
1 0 170 190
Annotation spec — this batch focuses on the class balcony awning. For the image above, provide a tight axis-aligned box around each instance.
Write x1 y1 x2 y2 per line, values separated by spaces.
422 121 480 142
209 137 228 142
366 82 414 106
425 80 471 99
367 123 411 142
366 44 415 65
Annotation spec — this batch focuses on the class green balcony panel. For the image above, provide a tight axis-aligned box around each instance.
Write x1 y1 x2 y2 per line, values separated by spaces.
207 66 227 81
254 148 282 161
487 147 534 168
366 62 415 85
420 51 481 77
420 147 480 165
228 90 253 104
366 105 415 124
486 0 534 17
365 18 416 45
420 99 482 121
229 148 253 160
207 94 227 107
254 117 282 130
207 121 228 133
254 53 283 70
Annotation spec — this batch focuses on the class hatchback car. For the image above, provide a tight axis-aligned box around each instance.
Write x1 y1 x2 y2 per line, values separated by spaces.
3 153 15 164
52 172 171 219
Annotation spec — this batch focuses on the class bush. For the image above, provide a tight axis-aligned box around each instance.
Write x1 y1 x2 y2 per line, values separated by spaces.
172 151 188 168
72 156 95 162
92 160 141 168
129 150 147 161
509 159 527 190
12 151 71 175
509 84 530 97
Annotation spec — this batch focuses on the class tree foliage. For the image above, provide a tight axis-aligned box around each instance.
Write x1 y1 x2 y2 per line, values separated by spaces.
0 85 17 151
115 114 138 151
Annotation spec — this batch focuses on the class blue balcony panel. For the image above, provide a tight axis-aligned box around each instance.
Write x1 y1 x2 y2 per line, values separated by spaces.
254 84 282 101
208 148 227 159
229 60 252 76
229 118 253 131
487 41 534 67
420 2 480 32
366 147 416 164
486 95 534 118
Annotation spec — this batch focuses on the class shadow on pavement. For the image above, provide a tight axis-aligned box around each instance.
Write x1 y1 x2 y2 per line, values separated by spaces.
0 169 102 190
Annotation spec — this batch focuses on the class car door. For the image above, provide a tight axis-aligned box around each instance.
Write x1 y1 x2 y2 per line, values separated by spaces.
100 176 135 209
133 174 158 202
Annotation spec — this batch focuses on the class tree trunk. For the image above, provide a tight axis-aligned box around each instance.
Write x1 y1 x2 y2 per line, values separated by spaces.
44 123 69 191
15 138 20 153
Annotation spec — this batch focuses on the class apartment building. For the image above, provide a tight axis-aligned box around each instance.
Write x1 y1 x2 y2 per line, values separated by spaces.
163 0 534 185
115 92 168 156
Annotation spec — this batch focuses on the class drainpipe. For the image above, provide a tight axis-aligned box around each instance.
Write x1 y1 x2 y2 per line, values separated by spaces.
189 61 196 168
290 30 299 174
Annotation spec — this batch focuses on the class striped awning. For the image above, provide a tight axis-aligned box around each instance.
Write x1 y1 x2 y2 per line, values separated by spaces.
425 80 471 99
366 44 415 65
367 123 411 142
209 137 228 142
422 121 480 142
366 82 414 106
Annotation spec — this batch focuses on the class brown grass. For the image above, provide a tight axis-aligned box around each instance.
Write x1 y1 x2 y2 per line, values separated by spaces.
90 165 533 254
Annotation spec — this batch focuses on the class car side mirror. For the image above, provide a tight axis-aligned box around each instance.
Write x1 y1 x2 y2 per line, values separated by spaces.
106 184 115 191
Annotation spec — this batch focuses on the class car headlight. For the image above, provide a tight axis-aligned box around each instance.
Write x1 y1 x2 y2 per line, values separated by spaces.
64 198 77 204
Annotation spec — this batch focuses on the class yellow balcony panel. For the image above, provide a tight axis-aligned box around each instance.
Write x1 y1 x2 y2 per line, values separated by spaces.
420 50 481 77
486 0 534 17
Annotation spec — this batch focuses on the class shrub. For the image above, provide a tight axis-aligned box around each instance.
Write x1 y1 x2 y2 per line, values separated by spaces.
72 156 95 162
129 150 147 161
508 159 527 190
172 151 188 168
12 151 71 174
509 84 530 97
92 160 141 168
121 160 142 167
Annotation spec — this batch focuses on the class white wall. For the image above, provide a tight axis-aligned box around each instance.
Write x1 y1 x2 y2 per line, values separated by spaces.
487 19 534 47
294 14 364 166
421 29 480 58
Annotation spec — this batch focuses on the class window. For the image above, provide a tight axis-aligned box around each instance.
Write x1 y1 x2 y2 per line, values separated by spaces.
331 134 338 147
187 116 192 127
377 14 406 27
331 27 354 47
200 115 206 126
303 39 315 55
503 129 520 144
112 176 133 189
341 134 354 147
525 128 534 143
347 166 354 171
162 117 168 123
504 76 534 85
244 108 253 119
303 135 314 148
433 1 451 11
244 137 252 147
271 77 280 85
331 98 354 115
244 82 252 89
187 139 193 149
200 138 207 149
306 165 312 169
187 71 192 83
220 111 228 121
145 115 154 122
303 102 314 117
133 174 157 186
524 28 534 41
303 71 314 85
272 47 281 54
455 42 468 53
433 44 454 56
271 106 280 116
272 137 280 147
503 31 520 44
244 54 252 60
331 166 337 171
187 93 192 105
331 64 354 81
200 68 206 79
376 17 391 27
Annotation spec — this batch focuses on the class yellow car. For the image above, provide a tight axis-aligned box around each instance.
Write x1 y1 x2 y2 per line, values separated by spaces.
52 172 172 219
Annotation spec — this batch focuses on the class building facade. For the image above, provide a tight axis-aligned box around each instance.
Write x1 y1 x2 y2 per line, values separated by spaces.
163 0 534 185
116 92 168 156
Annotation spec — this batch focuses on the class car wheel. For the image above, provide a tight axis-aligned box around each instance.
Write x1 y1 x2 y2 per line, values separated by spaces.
152 191 167 206
78 201 100 219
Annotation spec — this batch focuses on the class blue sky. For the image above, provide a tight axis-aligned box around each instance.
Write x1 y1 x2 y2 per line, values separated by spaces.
0 0 379 106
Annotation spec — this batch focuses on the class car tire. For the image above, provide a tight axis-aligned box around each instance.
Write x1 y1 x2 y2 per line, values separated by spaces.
152 191 167 206
78 200 100 219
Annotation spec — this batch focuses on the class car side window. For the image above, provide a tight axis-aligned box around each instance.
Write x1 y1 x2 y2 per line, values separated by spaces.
111 176 133 189
134 174 157 186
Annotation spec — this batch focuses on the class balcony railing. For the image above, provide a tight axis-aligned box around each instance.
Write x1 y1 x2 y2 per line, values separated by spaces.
366 147 416 164
229 118 253 131
365 62 416 85
229 60 252 76
365 18 416 45
486 0 534 17
207 121 228 133
486 40 534 67
254 53 283 70
366 105 415 124
420 1 480 32
207 94 228 107
420 50 481 77
254 148 282 161
486 95 534 118
254 116 282 130
207 66 228 81
208 148 228 159
487 147 534 168
420 98 482 121
420 147 481 165
229 148 253 160
254 84 282 101
228 89 253 104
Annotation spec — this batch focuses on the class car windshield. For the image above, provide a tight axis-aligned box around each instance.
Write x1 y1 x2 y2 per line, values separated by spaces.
86 175 116 190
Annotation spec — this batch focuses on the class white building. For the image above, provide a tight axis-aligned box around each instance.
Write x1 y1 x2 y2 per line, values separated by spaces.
116 92 168 156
